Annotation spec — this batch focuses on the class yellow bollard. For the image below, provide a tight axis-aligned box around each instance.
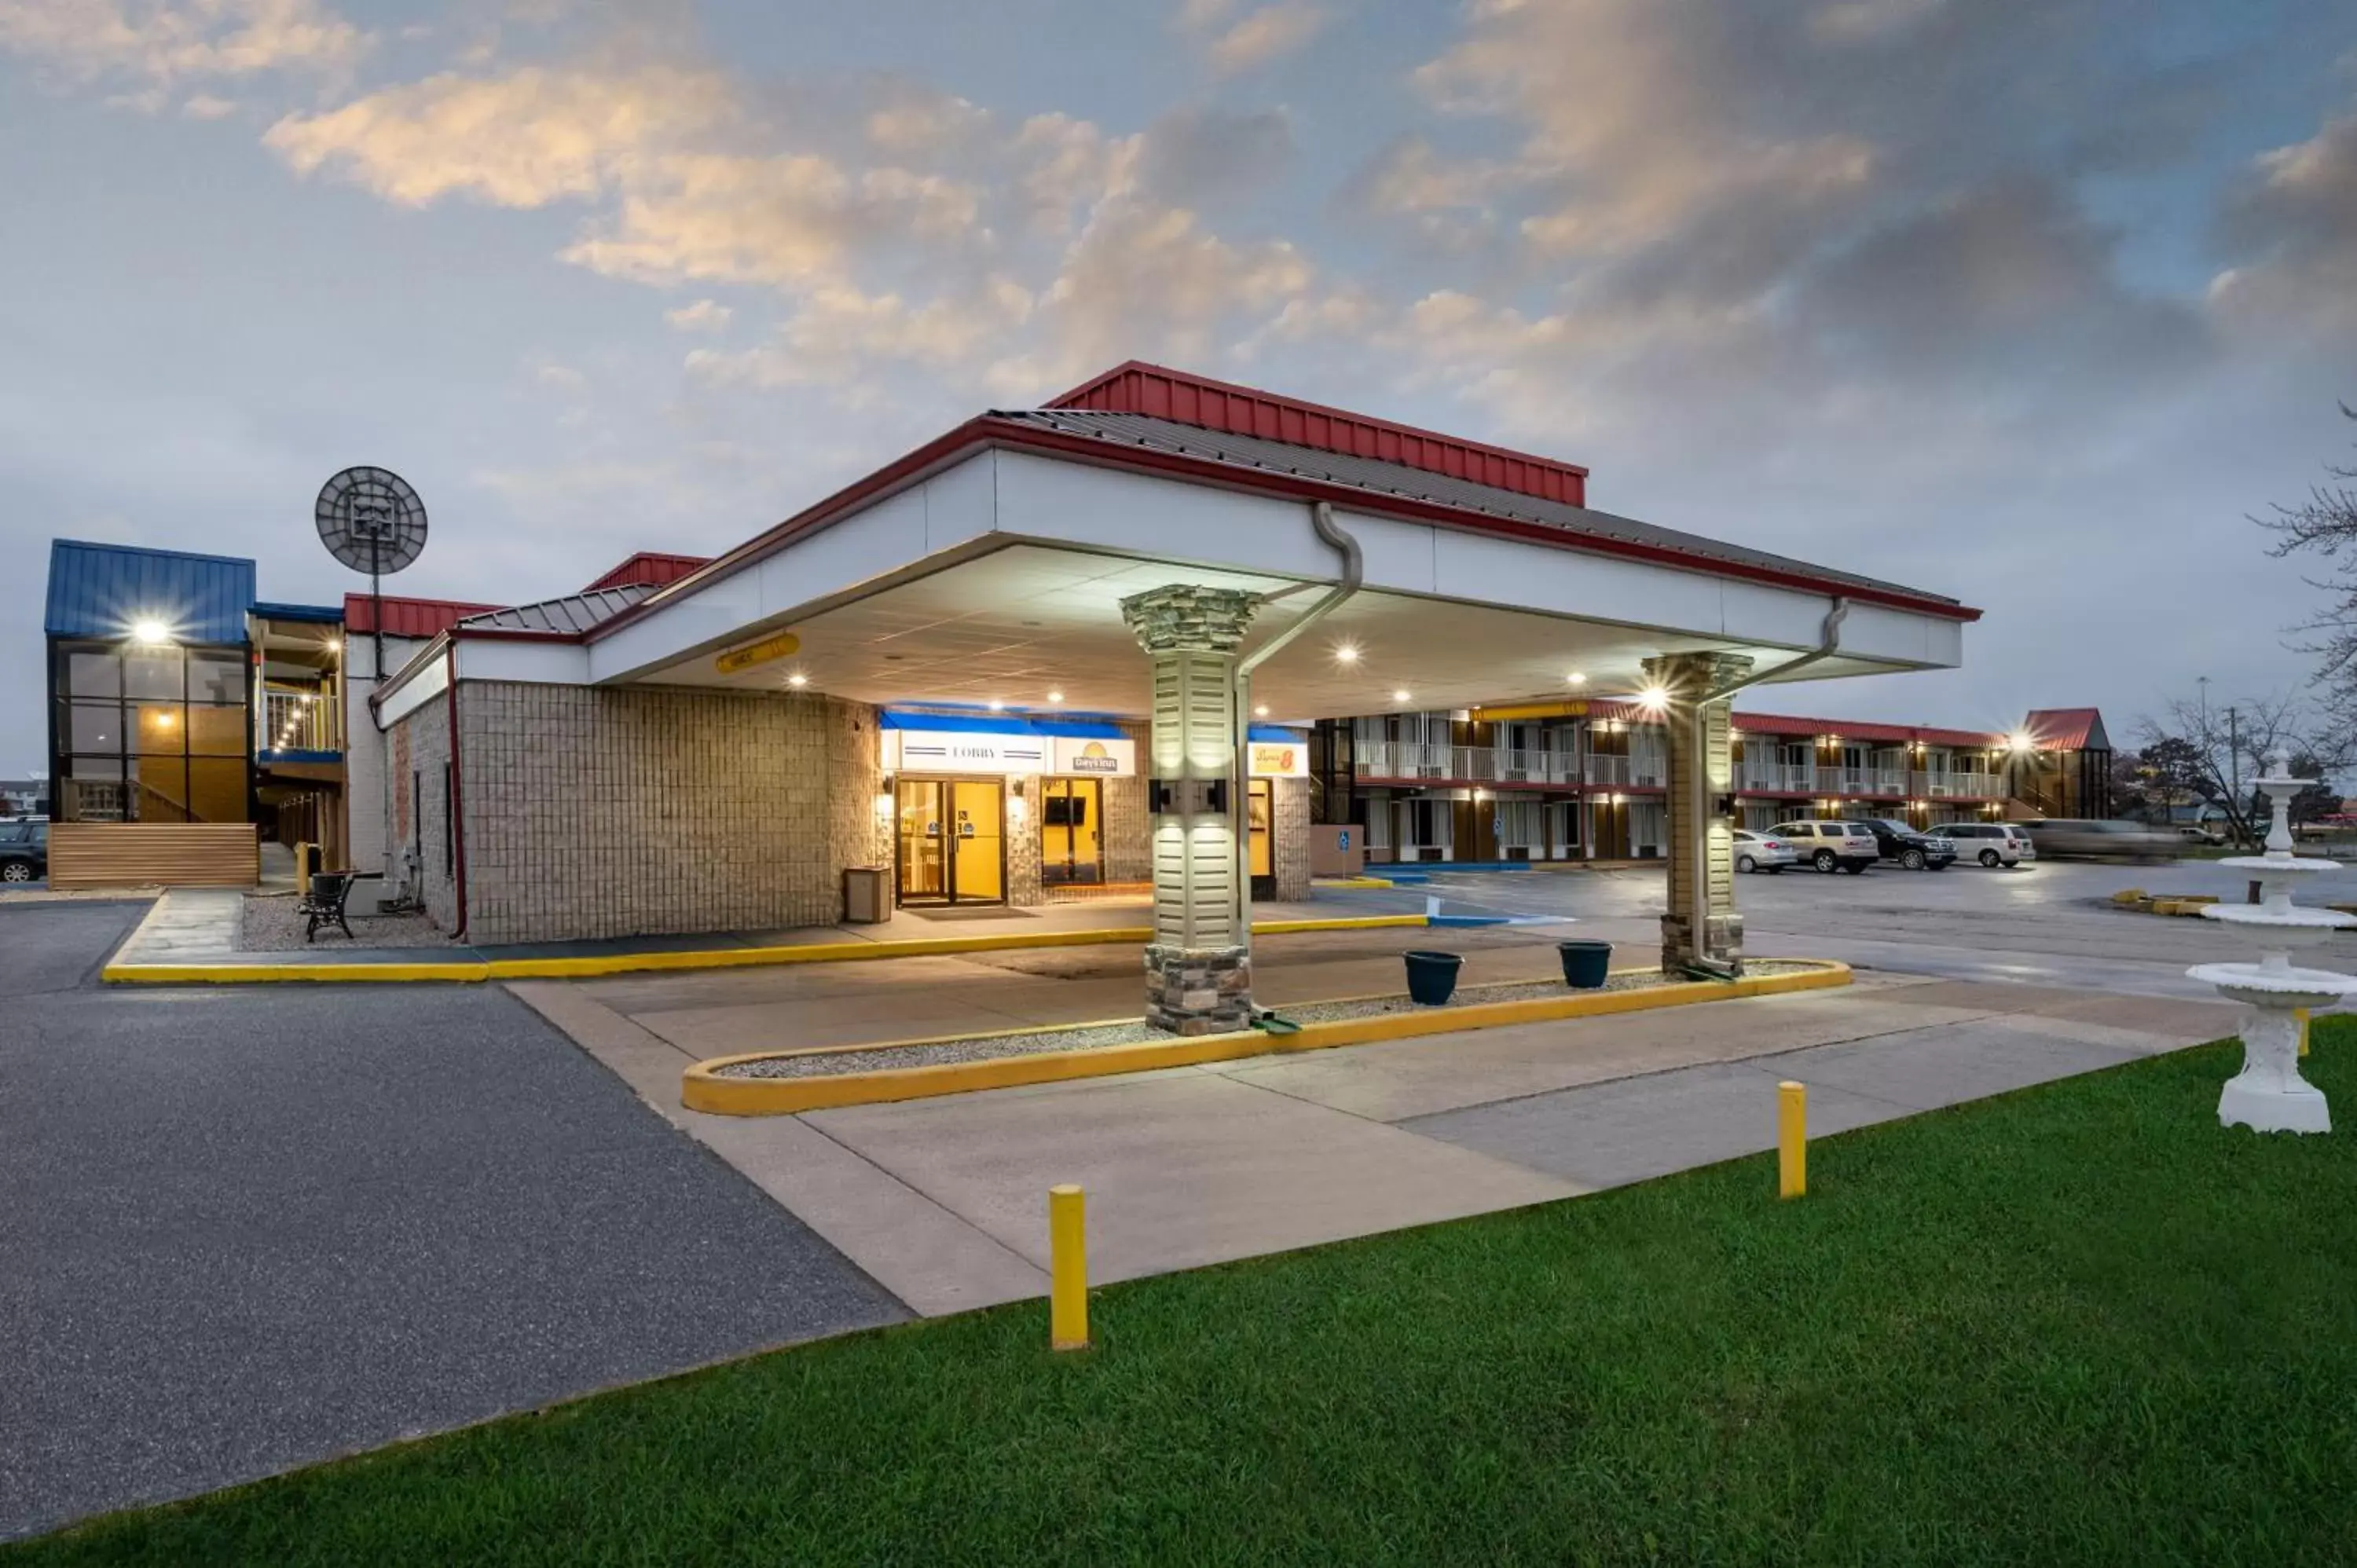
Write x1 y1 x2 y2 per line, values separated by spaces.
2298 1007 2311 1058
294 841 312 897
1049 1184 1090 1351
1778 1081 1806 1200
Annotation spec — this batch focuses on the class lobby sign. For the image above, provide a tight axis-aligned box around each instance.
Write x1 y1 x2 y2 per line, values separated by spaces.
1050 737 1137 776
885 729 1049 775
1248 740 1308 778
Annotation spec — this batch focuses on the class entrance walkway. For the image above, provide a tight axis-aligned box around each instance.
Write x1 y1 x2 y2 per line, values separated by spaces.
519 963 2238 1318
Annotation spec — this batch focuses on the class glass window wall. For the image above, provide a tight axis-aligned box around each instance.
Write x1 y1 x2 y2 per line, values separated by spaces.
49 639 251 824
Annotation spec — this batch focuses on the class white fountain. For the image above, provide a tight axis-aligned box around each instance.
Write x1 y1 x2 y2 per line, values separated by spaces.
2187 749 2355 1134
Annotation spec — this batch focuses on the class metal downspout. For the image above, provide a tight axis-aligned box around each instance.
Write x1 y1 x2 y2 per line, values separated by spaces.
1683 596 1851 980
1233 502 1363 948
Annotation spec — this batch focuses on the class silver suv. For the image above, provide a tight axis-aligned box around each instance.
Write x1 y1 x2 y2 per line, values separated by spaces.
1771 819 1881 874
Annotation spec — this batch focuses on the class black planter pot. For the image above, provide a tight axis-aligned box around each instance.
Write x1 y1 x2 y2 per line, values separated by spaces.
1402 950 1464 1006
1557 939 1613 989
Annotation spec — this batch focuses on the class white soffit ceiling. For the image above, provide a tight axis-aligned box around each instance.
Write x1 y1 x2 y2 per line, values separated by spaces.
631 542 1901 717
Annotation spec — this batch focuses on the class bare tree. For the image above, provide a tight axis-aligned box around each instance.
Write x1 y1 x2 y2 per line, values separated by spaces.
2260 402 2357 747
2139 689 2333 848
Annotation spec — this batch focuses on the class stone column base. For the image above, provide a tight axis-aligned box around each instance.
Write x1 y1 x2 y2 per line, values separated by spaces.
1143 942 1253 1035
1659 911 1745 975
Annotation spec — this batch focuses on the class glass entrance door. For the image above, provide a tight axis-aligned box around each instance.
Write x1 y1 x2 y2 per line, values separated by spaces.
895 778 1006 905
1039 778 1103 886
1247 778 1274 896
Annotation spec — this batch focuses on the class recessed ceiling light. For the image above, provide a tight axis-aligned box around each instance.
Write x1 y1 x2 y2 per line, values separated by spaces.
1566 672 1587 687
1334 646 1359 666
1253 704 1269 718
130 617 170 647
988 699 1005 711
786 672 809 688
1392 689 1412 703
1047 690 1065 702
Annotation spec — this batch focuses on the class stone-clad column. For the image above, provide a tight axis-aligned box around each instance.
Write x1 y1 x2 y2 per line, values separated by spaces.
1121 585 1259 1035
1646 651 1753 975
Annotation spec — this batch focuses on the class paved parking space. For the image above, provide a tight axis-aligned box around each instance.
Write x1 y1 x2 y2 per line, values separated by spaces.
1 903 908 1542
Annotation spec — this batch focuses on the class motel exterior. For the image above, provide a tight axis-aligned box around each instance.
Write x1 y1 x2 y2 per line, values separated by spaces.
39 363 2137 1030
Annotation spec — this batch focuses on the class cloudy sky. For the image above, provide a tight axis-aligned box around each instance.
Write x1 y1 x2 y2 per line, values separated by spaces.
5 0 2356 771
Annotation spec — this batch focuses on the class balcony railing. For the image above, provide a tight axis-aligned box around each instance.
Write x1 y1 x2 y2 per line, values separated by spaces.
1736 764 1813 792
1915 770 1997 798
1354 742 1582 784
260 687 341 757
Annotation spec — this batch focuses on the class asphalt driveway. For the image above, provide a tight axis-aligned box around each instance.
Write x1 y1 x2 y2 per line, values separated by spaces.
0 902 908 1542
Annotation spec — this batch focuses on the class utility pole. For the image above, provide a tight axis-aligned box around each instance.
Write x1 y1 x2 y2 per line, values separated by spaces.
2230 705 2242 841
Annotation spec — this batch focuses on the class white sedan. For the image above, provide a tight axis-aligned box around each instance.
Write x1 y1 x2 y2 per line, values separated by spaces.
1733 828 1798 874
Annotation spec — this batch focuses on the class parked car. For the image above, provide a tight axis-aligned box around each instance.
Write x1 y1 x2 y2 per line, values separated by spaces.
1770 819 1880 874
1942 822 2036 867
2178 824 2227 847
2014 819 2176 861
0 819 47 883
1857 818 1956 870
1732 828 1798 874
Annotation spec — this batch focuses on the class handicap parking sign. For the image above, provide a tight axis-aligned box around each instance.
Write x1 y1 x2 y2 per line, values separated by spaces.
1338 830 1351 850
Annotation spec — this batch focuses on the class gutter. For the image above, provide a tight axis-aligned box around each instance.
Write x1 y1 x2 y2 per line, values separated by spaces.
445 640 469 943
1232 501 1364 943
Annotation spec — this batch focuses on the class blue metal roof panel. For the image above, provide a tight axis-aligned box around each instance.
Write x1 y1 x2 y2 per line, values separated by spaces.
1248 724 1307 743
880 709 1040 735
46 540 257 645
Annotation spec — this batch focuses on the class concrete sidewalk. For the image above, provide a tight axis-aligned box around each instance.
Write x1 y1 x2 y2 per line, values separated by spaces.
518 969 2239 1318
104 885 1423 976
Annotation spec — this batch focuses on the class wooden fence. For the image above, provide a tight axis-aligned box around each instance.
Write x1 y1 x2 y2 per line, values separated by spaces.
46 823 259 890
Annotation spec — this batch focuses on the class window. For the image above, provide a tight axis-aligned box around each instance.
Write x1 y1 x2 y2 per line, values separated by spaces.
49 639 251 824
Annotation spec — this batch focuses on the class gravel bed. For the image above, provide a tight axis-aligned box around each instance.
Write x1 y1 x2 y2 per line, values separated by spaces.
717 1021 1172 1079
239 893 461 951
715 961 1832 1081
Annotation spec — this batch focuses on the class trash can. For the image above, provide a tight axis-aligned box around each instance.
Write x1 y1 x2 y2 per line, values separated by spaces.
1557 939 1613 989
1402 950 1464 1006
842 866 890 925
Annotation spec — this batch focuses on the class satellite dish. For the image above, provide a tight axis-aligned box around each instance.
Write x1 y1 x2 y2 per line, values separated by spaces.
316 465 429 675
317 465 428 577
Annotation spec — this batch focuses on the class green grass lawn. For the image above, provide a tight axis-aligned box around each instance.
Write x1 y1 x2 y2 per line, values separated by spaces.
24 1028 2357 1566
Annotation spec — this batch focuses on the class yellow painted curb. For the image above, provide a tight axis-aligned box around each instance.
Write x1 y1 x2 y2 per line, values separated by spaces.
681 961 1855 1116
100 913 1432 984
101 959 494 984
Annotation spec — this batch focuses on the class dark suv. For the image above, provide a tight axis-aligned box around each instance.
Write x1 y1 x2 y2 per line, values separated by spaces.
0 819 48 883
1857 818 1955 870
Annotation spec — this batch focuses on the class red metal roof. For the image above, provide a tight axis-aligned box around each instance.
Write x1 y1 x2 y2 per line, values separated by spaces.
343 593 504 638
2022 707 2106 750
583 551 712 592
1047 360 1589 509
1729 711 2009 749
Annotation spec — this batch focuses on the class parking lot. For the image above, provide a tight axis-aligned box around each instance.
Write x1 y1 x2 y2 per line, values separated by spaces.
2 852 2311 1541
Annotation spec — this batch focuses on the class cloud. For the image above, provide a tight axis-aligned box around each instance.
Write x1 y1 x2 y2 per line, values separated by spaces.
1204 0 1329 72
180 91 236 118
663 298 732 331
264 64 735 207
0 0 365 91
2212 110 2357 336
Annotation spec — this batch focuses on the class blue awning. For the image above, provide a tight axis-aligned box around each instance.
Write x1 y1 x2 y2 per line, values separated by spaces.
251 601 346 624
1248 724 1307 743
880 708 1131 740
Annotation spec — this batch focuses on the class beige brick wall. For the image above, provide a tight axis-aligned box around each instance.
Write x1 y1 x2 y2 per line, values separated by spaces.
414 681 880 945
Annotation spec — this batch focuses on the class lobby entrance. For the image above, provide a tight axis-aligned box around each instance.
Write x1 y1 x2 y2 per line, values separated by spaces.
894 778 1005 905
